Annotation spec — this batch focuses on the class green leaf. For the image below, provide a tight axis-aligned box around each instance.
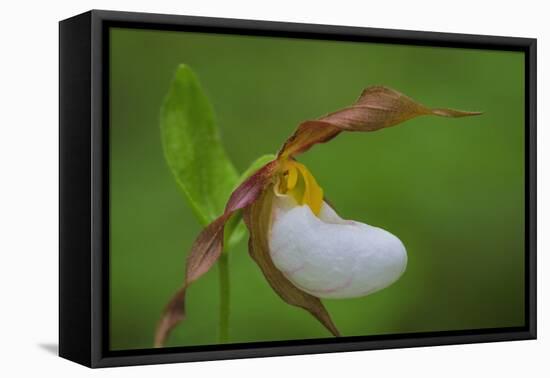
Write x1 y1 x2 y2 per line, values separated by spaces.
161 65 239 225
227 154 276 249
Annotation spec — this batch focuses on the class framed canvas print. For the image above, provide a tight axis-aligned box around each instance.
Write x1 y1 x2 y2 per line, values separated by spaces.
59 10 537 368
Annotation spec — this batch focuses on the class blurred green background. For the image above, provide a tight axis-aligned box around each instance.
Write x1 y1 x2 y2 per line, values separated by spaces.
109 27 525 351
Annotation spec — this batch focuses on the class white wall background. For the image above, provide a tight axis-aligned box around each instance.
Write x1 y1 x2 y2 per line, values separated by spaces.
0 0 547 376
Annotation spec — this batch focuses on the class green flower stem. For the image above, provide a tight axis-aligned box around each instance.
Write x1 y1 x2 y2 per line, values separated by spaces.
218 249 230 343
217 212 246 343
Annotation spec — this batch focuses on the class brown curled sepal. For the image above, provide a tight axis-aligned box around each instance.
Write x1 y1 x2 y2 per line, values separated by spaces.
278 86 482 158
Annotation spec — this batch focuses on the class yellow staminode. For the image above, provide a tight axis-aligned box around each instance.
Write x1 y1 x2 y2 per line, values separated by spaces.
279 160 324 216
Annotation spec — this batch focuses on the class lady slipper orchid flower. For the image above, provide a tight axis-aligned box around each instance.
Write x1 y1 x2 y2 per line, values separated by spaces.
270 160 408 299
155 86 480 346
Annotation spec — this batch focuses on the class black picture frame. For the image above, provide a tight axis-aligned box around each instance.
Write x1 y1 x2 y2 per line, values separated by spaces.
59 9 537 368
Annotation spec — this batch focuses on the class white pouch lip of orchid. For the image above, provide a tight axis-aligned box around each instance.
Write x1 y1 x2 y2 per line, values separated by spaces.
268 191 407 299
